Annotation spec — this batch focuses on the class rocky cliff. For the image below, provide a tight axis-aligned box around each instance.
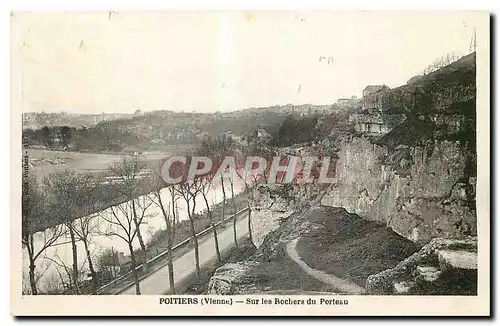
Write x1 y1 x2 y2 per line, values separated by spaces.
322 53 476 244
321 137 476 244
205 53 477 295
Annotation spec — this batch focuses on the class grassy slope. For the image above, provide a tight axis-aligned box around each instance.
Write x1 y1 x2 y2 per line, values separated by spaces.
296 207 421 288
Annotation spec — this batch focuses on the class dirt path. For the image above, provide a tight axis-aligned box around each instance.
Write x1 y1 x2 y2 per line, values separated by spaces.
286 239 365 295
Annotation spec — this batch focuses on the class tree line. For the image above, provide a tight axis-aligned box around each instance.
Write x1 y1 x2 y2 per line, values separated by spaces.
266 112 350 148
22 124 144 152
22 134 269 295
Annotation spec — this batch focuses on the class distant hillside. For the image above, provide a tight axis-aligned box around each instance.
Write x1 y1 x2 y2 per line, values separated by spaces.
22 112 138 130
22 104 341 152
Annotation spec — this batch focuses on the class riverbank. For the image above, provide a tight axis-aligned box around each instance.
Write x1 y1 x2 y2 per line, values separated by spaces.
134 191 248 267
23 175 248 294
87 191 249 294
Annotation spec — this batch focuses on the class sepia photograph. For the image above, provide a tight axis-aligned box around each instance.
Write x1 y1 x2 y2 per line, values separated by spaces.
10 10 490 316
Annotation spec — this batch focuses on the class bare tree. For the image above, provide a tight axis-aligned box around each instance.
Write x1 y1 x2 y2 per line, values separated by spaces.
199 175 222 263
44 170 97 294
148 171 176 294
72 213 100 294
96 247 120 280
247 144 273 184
421 52 461 75
41 272 65 295
228 169 239 248
146 226 160 255
43 251 89 294
201 135 234 224
169 186 180 239
22 174 66 295
109 156 150 272
219 171 228 225
100 200 147 295
234 166 259 245
174 178 203 277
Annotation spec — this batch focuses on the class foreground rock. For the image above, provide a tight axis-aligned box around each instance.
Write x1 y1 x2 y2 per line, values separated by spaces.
366 237 477 295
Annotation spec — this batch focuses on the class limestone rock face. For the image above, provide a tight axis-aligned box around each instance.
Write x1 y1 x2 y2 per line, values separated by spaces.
205 261 261 295
250 185 293 248
321 56 476 244
249 184 315 248
321 137 476 244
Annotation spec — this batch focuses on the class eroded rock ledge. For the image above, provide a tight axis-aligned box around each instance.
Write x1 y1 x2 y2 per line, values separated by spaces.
366 237 477 295
321 137 476 244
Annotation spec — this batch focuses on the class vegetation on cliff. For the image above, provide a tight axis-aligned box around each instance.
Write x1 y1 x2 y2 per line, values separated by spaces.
377 52 476 151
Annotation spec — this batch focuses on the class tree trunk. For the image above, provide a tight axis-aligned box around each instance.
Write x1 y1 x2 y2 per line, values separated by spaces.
29 259 37 295
128 241 141 295
171 203 177 240
220 175 226 224
247 203 253 245
131 200 148 272
83 239 98 295
186 199 200 276
157 194 175 294
67 223 80 294
166 229 175 294
202 192 221 263
230 180 238 248
170 190 177 240
190 219 200 277
27 234 37 295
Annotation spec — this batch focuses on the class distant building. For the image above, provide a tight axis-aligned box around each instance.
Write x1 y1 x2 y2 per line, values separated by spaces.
349 85 403 136
362 85 390 98
337 98 351 108
349 111 402 135
337 96 361 109
362 85 391 111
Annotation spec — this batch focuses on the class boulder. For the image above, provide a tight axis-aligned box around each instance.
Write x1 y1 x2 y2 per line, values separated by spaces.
393 281 415 294
415 266 442 282
205 261 260 295
437 250 477 271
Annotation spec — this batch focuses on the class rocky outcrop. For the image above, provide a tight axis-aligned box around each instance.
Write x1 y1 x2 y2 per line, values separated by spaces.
321 54 476 244
206 261 261 295
366 237 477 295
322 137 476 244
250 185 294 247
250 184 316 248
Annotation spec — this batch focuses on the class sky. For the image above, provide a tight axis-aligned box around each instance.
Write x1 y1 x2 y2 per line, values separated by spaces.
11 11 481 114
